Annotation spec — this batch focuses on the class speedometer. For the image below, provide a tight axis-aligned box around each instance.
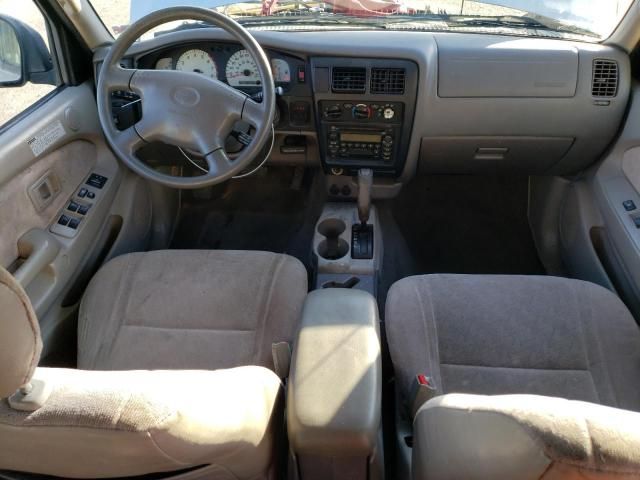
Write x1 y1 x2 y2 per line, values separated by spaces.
176 49 218 79
226 49 261 87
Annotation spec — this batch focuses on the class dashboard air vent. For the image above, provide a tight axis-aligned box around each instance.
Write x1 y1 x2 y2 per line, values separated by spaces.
371 68 406 94
332 67 366 93
592 60 618 97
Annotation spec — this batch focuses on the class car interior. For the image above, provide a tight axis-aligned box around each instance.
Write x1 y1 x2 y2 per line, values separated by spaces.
2 0 640 479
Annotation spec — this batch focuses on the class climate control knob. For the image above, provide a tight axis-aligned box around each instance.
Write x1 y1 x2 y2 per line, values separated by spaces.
352 104 371 120
383 107 395 120
325 104 342 119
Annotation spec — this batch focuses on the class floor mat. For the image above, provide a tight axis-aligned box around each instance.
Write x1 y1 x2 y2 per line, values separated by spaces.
390 175 545 277
171 168 325 273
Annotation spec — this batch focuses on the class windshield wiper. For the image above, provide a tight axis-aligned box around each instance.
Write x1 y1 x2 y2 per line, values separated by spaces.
236 13 386 29
395 14 599 38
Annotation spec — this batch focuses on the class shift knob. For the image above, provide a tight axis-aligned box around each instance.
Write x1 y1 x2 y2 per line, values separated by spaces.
357 168 373 225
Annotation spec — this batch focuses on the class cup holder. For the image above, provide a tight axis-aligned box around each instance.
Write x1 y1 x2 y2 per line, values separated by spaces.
317 218 348 260
317 218 346 237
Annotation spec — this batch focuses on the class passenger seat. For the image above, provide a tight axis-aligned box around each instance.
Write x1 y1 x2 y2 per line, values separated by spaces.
385 274 640 479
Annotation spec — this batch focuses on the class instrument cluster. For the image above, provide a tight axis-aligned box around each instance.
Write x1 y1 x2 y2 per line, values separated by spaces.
141 43 293 92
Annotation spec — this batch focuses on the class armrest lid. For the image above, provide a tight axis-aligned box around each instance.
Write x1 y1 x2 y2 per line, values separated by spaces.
287 289 381 457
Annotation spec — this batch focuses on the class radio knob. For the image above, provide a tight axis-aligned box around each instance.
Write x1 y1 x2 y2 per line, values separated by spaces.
383 107 395 120
352 104 371 120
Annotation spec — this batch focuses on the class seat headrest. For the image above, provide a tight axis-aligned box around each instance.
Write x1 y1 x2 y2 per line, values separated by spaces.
0 265 42 398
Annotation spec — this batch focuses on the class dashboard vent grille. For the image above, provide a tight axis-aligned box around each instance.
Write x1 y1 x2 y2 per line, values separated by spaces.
592 60 618 97
371 68 406 94
332 67 366 93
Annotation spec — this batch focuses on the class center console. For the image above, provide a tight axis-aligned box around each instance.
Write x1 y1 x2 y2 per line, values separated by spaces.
310 58 418 177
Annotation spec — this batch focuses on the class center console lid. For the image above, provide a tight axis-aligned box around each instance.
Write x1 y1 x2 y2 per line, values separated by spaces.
287 289 382 479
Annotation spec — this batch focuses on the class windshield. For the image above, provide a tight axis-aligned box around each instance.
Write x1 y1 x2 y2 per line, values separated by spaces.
90 0 635 41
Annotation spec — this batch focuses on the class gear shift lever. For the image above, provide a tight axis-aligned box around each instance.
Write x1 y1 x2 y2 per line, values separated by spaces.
357 168 373 225
352 169 374 260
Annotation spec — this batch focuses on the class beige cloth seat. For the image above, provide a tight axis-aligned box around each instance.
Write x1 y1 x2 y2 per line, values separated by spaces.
386 274 640 480
0 250 308 479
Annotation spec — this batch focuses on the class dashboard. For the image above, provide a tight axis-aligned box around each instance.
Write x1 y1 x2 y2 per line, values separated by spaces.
98 29 631 186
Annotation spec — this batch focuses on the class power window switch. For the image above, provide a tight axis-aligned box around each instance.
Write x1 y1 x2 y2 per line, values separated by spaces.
78 188 88 198
68 218 80 230
86 173 108 189
623 200 637 212
77 205 90 215
67 201 79 212
58 215 70 226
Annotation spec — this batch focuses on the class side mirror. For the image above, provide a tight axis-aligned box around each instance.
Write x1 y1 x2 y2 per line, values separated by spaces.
0 14 55 87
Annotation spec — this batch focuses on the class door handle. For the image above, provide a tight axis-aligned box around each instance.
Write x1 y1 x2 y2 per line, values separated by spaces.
14 229 60 287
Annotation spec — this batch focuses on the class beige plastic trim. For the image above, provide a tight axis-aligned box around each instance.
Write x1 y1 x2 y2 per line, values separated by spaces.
287 289 381 458
605 0 640 52
14 229 61 287
54 0 112 49
8 379 52 412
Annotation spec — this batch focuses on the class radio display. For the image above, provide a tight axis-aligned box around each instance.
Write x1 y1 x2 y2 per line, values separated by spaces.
340 133 382 143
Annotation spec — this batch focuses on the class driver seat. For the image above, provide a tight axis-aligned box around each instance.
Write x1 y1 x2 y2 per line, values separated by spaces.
0 250 308 479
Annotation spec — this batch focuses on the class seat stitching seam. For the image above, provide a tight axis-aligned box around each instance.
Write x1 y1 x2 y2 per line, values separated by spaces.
582 285 618 407
98 258 136 369
252 255 286 366
146 431 193 467
112 390 134 430
121 325 256 333
416 277 442 391
440 362 591 372
545 458 640 476
570 283 602 405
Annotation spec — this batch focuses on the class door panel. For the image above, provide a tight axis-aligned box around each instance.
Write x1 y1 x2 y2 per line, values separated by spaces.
0 140 95 267
0 82 152 358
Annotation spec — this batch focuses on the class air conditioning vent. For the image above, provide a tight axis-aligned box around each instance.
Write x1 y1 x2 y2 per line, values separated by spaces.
371 68 406 94
592 59 618 97
331 67 366 93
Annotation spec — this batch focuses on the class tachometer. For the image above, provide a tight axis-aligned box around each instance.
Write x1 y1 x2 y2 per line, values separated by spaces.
271 58 291 83
176 49 217 79
226 49 261 87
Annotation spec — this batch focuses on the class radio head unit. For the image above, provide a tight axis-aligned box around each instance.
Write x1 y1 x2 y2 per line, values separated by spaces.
319 100 403 176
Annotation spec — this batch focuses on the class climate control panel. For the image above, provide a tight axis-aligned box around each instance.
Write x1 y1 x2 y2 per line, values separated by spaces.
322 101 403 123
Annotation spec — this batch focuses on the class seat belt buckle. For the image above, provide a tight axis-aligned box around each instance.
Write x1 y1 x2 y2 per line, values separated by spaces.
410 374 438 419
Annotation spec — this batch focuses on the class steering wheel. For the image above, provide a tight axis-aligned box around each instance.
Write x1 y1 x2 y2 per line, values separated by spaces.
97 7 276 189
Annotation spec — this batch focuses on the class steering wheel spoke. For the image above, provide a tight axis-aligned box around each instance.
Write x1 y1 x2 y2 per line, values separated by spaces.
204 148 233 177
241 98 266 127
106 66 137 91
115 125 145 155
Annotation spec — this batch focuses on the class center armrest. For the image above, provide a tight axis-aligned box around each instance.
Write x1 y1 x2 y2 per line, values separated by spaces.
287 288 381 457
